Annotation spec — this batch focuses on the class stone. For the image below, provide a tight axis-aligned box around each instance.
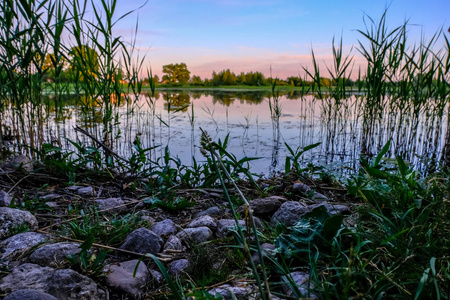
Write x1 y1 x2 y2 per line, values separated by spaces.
4 155 33 172
252 243 276 266
281 271 317 299
309 203 351 215
168 259 190 276
176 227 213 244
0 207 38 239
0 190 12 207
187 215 217 231
95 197 125 213
3 289 57 300
216 218 262 238
77 186 93 196
195 206 221 217
311 192 329 202
163 235 184 251
293 181 312 194
271 201 311 227
0 263 104 300
151 219 177 236
40 194 61 201
1 232 47 261
208 284 254 300
104 259 148 298
120 228 162 255
29 242 81 267
237 196 284 216
149 270 163 285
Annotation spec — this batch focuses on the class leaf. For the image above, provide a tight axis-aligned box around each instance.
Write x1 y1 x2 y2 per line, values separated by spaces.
373 140 391 167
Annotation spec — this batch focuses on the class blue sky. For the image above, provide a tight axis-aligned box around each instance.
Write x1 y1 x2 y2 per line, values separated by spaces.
109 0 449 79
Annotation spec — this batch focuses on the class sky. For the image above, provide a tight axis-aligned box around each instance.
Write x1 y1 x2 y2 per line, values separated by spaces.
106 0 450 80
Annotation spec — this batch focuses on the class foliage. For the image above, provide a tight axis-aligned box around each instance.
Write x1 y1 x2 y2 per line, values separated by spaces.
67 234 109 278
162 63 191 84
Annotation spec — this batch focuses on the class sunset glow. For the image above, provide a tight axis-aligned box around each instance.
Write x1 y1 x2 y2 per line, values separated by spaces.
92 0 448 79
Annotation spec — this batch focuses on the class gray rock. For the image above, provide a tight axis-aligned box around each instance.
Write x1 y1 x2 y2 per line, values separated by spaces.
309 203 350 215
217 218 262 238
0 263 104 300
77 186 93 196
95 197 125 213
187 215 217 231
293 181 312 194
271 201 311 227
237 196 284 216
168 259 190 276
40 194 61 201
1 232 47 261
120 228 162 255
29 242 81 267
163 235 184 251
176 227 213 244
195 206 221 217
149 269 163 284
104 259 148 298
0 207 38 239
281 271 316 299
311 192 329 202
47 268 105 299
3 289 57 300
66 186 83 192
0 190 12 207
4 155 33 172
151 219 177 236
252 243 276 266
208 284 254 300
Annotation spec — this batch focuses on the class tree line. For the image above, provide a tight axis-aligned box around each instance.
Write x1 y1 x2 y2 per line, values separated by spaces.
148 63 358 87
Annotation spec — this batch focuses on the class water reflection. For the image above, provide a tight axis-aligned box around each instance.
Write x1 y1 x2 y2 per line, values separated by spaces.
0 90 448 176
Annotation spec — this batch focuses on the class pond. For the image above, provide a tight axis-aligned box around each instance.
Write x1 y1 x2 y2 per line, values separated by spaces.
0 89 448 176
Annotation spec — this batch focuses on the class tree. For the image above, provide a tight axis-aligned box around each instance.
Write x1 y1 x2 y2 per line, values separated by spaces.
68 46 99 81
162 63 190 84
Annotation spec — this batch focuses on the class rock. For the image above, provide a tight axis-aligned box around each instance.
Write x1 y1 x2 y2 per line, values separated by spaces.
0 207 38 239
271 201 311 227
0 190 12 207
3 289 57 300
208 284 254 300
151 219 177 236
309 203 350 215
1 232 47 261
311 192 329 202
40 194 61 201
237 196 284 216
66 186 83 192
293 181 312 194
104 259 148 298
217 218 262 239
29 242 81 267
168 259 190 276
0 263 104 300
252 243 276 266
95 197 125 213
77 186 93 196
187 215 217 231
120 228 162 255
195 206 221 217
176 227 213 244
149 270 163 285
4 155 33 172
217 219 246 238
281 271 316 299
163 235 184 251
